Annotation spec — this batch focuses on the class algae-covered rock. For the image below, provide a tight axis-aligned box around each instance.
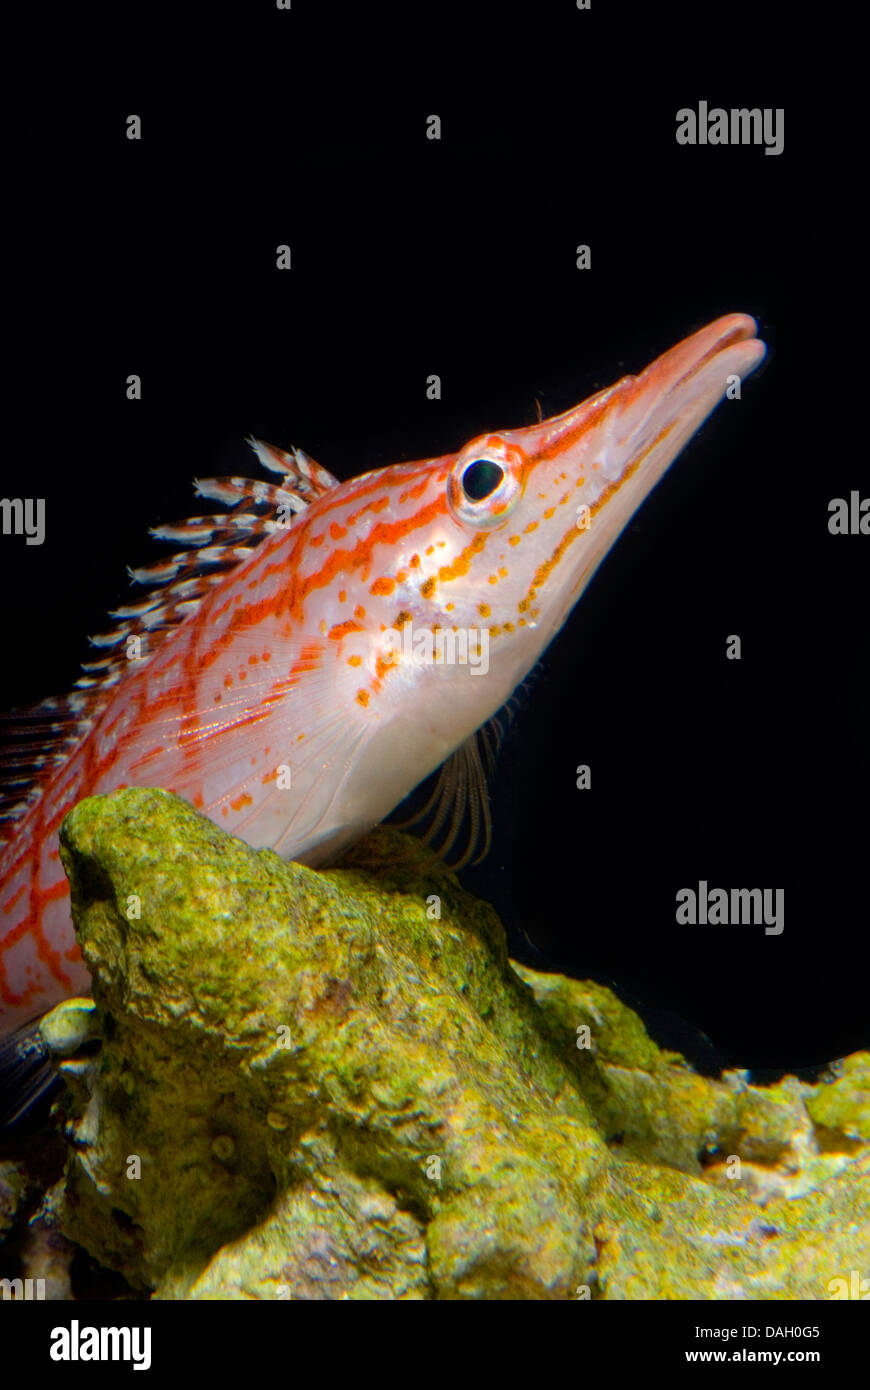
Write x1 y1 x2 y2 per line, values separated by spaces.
806 1053 870 1147
597 1154 870 1300
50 788 607 1300
511 964 740 1174
0 1160 28 1240
511 964 870 1203
12 1183 75 1300
38 787 870 1301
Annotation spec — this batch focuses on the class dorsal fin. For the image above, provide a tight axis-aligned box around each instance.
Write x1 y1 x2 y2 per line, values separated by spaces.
0 439 338 843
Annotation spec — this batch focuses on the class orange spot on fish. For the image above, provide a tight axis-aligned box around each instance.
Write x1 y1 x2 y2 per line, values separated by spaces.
354 605 366 620
289 643 322 676
330 522 347 541
356 689 370 706
478 603 490 617
329 620 364 641
524 521 538 534
410 553 420 567
399 478 428 504
509 536 520 546
439 533 486 584
338 589 347 603
310 533 325 546
544 507 556 519
421 576 436 599
348 655 362 667
347 495 390 526
230 793 253 812
371 577 396 596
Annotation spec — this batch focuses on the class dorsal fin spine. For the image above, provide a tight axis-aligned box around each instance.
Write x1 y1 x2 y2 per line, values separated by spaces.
0 439 339 842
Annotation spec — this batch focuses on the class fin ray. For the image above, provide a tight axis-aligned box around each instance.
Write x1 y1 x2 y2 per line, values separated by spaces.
0 438 338 843
0 1017 58 1129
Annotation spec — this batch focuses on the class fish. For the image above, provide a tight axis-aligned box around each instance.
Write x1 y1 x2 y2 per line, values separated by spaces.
0 314 766 1109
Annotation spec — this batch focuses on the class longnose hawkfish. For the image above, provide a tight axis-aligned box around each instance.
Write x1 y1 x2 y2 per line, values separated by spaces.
0 314 766 1118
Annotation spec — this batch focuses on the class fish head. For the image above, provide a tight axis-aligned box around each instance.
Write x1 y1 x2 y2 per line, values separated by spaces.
406 313 766 695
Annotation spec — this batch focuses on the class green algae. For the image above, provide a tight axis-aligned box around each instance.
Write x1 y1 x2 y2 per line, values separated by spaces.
51 788 607 1299
806 1053 870 1148
597 1154 870 1300
34 787 870 1300
0 1160 28 1241
511 963 740 1174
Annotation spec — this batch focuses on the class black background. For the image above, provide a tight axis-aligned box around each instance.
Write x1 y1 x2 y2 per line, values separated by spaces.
2 2 866 1077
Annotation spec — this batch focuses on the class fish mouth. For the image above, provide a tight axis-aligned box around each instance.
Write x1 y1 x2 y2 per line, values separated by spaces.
648 312 765 386
521 314 766 487
605 313 767 471
565 313 767 526
532 314 767 635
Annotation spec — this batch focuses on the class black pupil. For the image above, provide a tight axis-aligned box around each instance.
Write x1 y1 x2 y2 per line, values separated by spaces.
462 459 504 502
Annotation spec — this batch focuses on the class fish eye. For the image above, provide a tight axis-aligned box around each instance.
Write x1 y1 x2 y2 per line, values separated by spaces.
447 436 526 529
462 458 505 501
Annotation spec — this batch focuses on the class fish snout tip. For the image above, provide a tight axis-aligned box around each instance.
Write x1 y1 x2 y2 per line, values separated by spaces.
718 312 766 360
